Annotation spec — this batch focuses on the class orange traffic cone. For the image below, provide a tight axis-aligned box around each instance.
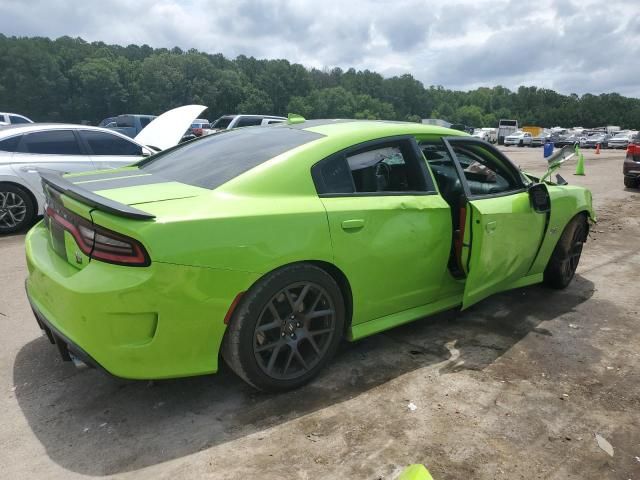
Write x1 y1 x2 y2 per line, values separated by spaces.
595 143 601 154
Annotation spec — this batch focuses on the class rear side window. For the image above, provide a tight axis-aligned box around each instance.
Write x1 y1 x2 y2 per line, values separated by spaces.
0 135 21 152
139 127 323 190
312 138 434 195
21 130 82 155
9 115 30 124
80 130 143 156
235 116 263 127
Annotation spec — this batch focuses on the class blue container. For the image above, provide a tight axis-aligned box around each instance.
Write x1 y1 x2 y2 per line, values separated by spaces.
543 142 554 158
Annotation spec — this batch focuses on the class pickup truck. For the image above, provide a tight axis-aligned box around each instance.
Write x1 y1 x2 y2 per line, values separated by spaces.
105 114 156 138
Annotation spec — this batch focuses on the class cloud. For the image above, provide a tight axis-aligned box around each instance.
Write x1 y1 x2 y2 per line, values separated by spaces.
0 0 639 96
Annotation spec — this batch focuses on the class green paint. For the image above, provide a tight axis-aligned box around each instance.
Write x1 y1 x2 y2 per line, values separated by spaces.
25 120 594 380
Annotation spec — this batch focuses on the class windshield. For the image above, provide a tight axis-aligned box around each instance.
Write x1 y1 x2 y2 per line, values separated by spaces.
139 126 323 190
613 133 629 138
212 116 234 129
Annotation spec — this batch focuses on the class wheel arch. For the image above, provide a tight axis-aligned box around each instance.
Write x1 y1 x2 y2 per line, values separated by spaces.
306 260 354 334
229 259 354 335
0 180 40 215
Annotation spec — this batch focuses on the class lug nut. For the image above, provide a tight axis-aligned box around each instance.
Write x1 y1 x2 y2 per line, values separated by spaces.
296 322 301 328
281 332 285 337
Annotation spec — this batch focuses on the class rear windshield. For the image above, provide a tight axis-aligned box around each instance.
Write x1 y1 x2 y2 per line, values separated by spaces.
139 126 323 189
116 116 134 127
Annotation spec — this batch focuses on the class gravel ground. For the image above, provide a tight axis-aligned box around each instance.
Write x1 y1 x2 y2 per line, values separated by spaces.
0 146 639 479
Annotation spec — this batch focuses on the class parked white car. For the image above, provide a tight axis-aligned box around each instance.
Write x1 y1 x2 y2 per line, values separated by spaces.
209 114 286 132
0 112 33 125
504 131 533 147
0 105 206 233
471 128 497 143
471 128 490 142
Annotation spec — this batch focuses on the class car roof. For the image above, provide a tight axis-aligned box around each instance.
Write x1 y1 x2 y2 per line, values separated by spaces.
220 114 287 120
284 119 464 141
0 123 144 142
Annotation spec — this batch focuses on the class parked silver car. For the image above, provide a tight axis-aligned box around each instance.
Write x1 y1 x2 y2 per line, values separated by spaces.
583 133 611 148
608 131 635 149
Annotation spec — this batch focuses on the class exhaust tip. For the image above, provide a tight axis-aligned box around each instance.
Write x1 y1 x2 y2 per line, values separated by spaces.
69 352 89 370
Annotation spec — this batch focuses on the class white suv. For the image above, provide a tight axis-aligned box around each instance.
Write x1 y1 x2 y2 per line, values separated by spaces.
504 131 533 147
210 114 286 132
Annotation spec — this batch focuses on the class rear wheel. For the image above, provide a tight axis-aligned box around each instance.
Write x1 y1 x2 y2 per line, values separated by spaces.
0 183 35 234
624 176 638 189
222 263 345 391
543 214 588 289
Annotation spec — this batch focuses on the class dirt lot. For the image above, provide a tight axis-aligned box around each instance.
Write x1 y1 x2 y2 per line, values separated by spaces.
1 146 639 479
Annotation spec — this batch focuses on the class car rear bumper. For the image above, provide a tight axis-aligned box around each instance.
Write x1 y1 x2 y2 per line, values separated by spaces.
25 222 259 379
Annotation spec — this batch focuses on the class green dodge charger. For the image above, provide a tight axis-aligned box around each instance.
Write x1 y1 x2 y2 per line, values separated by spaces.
25 119 594 391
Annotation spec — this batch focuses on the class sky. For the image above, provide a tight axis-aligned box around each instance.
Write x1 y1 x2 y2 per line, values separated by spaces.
1 0 640 96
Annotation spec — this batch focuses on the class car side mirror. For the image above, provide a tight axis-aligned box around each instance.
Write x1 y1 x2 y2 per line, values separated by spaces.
141 147 153 157
529 183 551 213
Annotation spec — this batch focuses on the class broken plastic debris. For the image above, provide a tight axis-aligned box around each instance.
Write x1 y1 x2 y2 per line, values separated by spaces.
407 402 417 411
595 434 614 456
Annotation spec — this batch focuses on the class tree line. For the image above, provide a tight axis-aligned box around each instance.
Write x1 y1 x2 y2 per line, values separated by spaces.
1 35 639 129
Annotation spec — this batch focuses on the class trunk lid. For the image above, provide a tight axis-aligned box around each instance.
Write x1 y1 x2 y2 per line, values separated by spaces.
41 168 209 268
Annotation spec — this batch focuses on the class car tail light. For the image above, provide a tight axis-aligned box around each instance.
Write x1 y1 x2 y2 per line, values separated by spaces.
628 143 640 155
45 206 150 267
194 128 203 136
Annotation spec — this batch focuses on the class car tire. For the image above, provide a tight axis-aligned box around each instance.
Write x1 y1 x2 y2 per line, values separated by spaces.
518 140 523 147
624 176 638 189
222 263 345 392
0 183 36 235
543 214 589 289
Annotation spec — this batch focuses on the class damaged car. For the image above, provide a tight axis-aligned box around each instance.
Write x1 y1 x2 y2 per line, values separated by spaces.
25 119 594 392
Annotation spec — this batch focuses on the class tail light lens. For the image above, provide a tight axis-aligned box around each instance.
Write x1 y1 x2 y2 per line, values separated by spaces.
194 128 203 136
45 206 150 267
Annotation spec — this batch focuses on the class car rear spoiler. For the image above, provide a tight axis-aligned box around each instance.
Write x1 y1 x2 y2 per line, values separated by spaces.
40 171 156 220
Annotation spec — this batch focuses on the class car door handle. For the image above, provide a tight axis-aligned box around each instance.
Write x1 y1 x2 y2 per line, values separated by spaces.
485 221 497 234
341 219 365 230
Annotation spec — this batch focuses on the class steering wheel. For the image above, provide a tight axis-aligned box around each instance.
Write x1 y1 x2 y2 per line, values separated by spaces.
374 161 391 189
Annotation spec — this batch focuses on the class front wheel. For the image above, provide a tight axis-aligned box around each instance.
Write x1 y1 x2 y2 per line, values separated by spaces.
0 183 36 234
543 214 589 289
222 263 345 391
